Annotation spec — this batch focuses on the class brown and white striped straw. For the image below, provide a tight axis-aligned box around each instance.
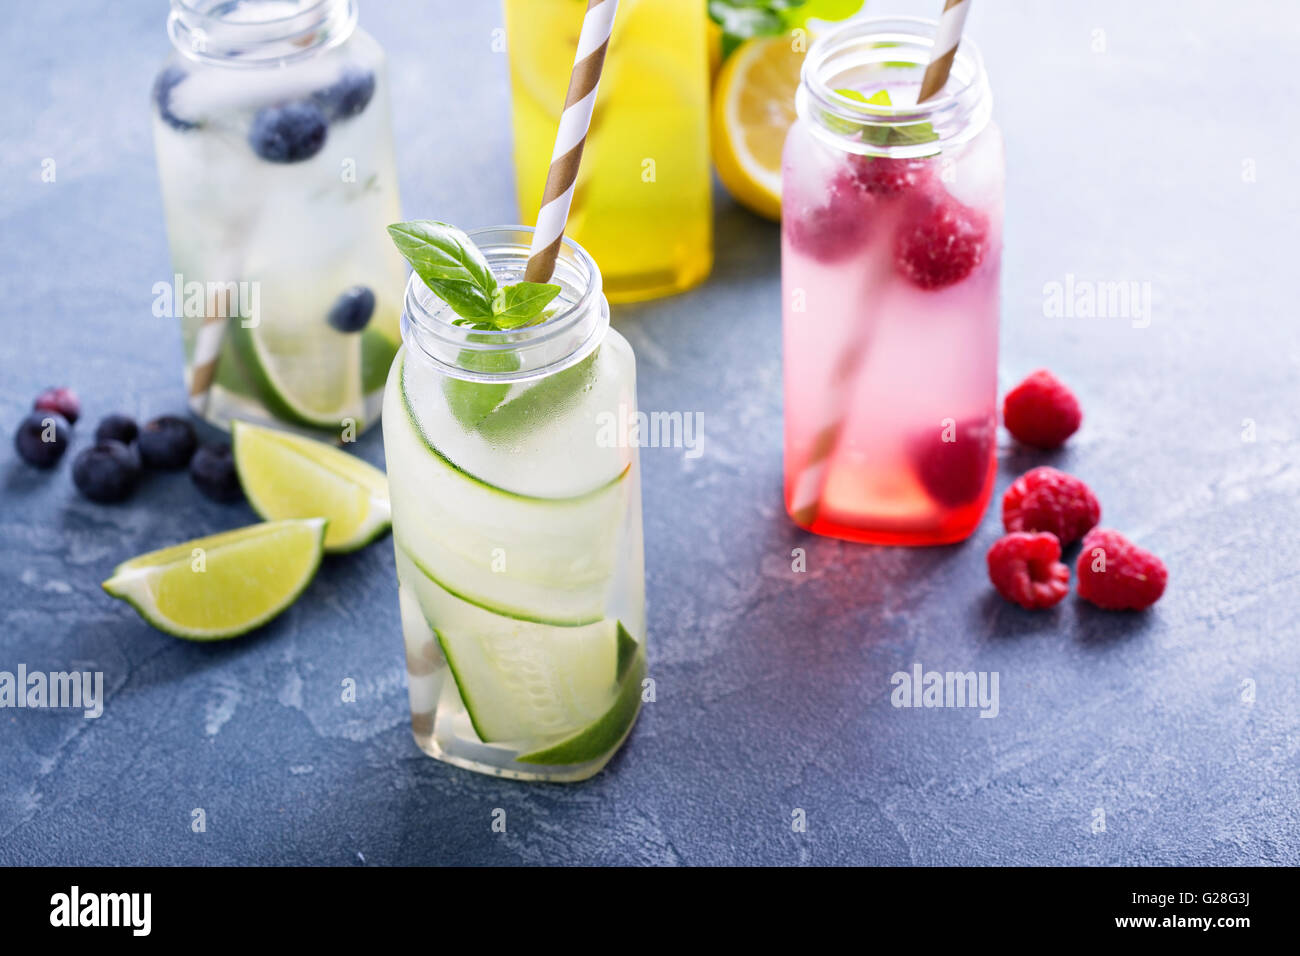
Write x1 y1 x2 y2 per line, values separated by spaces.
918 0 972 102
188 294 230 414
788 1 971 528
523 0 619 284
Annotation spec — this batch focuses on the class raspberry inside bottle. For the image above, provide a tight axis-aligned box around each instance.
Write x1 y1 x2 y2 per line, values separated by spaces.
782 17 1004 545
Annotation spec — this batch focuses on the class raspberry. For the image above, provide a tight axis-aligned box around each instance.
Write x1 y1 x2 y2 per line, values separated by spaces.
1002 369 1081 449
847 154 931 197
785 168 874 262
1076 529 1167 611
987 532 1070 610
33 386 81 425
911 413 995 508
893 193 988 290
1002 467 1100 545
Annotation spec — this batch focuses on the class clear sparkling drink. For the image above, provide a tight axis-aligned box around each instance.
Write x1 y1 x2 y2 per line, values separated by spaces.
782 18 1004 545
152 0 405 437
383 228 646 782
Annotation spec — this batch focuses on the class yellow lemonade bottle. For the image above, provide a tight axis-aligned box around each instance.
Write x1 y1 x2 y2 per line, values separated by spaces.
504 0 713 303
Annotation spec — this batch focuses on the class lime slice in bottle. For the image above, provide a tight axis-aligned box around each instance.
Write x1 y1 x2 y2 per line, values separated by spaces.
360 328 400 396
230 314 366 430
232 420 390 553
102 518 327 640
473 348 598 441
518 637 646 766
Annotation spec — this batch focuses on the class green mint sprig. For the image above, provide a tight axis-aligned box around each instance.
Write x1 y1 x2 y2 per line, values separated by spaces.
708 0 864 60
831 88 939 152
386 220 560 331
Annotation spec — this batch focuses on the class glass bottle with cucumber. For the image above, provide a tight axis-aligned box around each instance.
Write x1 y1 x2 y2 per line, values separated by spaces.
382 222 647 781
151 0 405 436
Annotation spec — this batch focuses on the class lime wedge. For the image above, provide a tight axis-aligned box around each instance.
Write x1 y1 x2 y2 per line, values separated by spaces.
443 348 521 429
102 518 327 640
361 328 400 396
518 646 646 766
474 348 598 441
232 420 391 553
230 315 366 430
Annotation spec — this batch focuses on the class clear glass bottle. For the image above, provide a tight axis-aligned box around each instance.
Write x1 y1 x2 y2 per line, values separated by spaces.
504 0 712 303
382 227 647 782
782 17 1004 545
152 0 405 437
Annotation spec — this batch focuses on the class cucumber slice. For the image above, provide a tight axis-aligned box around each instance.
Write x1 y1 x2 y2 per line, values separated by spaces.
396 547 621 743
389 351 629 626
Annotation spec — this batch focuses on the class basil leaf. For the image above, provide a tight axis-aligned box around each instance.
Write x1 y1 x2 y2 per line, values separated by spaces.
839 88 940 151
781 0 864 29
386 220 498 320
708 1 787 58
491 281 562 329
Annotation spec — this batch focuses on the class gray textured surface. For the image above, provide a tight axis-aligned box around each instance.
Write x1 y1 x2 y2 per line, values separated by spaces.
2 0 1297 866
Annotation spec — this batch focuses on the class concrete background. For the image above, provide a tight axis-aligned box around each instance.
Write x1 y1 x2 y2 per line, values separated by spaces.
1 0 1296 865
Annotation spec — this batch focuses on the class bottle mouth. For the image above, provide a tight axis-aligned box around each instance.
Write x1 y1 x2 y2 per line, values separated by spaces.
401 226 609 384
168 0 357 66
798 16 990 157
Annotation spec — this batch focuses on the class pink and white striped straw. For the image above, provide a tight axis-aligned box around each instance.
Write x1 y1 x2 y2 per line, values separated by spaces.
524 0 619 283
788 0 972 528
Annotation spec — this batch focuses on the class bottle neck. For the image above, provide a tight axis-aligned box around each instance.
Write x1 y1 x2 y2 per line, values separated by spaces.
401 227 609 385
797 16 992 157
167 0 356 67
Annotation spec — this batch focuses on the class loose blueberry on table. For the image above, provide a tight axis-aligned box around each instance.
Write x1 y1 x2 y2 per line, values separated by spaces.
95 413 139 446
72 441 142 504
14 411 70 468
138 415 198 470
190 442 243 503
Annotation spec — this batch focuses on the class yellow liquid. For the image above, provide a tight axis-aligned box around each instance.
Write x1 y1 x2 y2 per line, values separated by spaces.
505 0 713 303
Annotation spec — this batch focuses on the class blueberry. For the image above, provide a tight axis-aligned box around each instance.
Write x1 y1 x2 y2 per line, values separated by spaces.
95 413 139 445
312 68 376 120
153 66 200 132
327 286 376 333
14 411 70 469
190 442 243 503
72 441 141 503
33 386 81 424
138 415 198 470
248 101 328 162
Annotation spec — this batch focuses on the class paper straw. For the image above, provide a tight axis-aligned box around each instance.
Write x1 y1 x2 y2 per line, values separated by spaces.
187 294 230 415
918 0 971 103
788 2 971 529
524 0 619 284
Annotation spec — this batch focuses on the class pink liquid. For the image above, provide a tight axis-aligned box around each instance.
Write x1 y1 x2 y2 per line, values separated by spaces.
782 111 1004 545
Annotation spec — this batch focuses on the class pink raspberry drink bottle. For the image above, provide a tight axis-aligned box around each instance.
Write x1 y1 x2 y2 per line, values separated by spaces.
782 17 1003 545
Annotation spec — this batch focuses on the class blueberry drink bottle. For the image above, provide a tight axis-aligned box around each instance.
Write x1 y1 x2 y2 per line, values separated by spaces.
152 0 405 435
